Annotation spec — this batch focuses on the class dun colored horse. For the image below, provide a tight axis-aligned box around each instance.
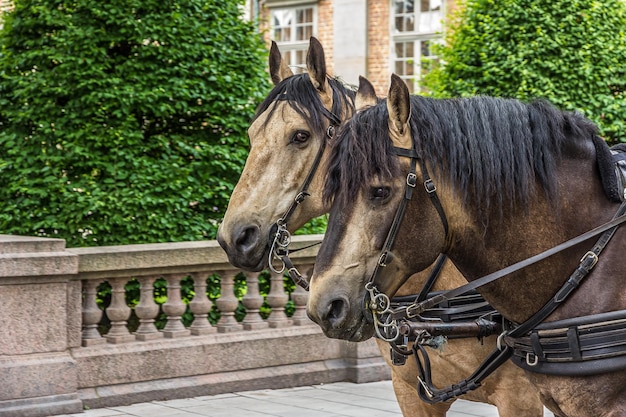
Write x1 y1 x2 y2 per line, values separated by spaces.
308 73 626 417
218 39 542 416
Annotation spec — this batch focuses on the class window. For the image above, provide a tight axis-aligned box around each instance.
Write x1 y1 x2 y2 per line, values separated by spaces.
270 5 317 72
391 0 444 93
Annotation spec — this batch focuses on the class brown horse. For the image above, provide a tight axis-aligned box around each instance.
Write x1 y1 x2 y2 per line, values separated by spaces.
308 73 626 417
218 39 542 417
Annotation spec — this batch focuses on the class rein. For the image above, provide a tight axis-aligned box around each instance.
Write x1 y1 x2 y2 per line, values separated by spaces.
364 139 626 403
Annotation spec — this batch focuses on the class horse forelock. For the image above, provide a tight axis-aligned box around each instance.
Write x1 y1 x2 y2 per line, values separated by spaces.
325 95 602 218
252 74 355 138
323 102 401 210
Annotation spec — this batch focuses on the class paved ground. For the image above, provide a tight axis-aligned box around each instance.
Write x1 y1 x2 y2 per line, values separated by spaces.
56 381 554 417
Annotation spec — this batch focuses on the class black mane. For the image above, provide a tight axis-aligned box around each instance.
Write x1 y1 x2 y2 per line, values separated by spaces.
324 95 609 215
253 74 355 137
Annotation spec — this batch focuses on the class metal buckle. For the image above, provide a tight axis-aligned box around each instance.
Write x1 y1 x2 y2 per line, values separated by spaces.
526 352 539 366
497 331 507 351
326 125 335 139
424 179 436 193
580 251 599 269
406 173 417 187
378 251 389 267
417 377 435 398
294 191 308 204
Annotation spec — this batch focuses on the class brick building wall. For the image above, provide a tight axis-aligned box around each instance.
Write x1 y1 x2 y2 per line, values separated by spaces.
367 1 391 94
317 0 334 74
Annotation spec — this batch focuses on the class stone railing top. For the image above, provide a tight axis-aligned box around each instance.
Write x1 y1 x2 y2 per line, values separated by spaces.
0 234 67 254
67 234 324 279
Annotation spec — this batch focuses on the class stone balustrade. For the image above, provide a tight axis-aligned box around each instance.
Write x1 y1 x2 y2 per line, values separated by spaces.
0 234 389 417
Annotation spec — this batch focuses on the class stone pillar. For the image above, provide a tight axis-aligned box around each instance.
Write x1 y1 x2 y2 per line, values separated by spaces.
0 235 83 416
241 271 269 330
105 277 135 343
134 275 163 341
215 270 243 333
188 272 215 335
162 273 191 338
266 270 291 328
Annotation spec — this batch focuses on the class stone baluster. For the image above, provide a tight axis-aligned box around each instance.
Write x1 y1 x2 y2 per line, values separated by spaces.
162 273 191 338
105 277 135 343
189 273 215 335
134 275 163 341
241 272 268 330
266 270 291 328
215 270 243 333
290 264 312 325
82 279 106 346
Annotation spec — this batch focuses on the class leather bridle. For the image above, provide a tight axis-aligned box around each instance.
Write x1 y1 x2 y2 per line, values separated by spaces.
365 141 449 341
267 110 341 290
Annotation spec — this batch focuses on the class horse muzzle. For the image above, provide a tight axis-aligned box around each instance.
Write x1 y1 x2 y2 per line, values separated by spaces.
306 292 374 341
217 223 269 272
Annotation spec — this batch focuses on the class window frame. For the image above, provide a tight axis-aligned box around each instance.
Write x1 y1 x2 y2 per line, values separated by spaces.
268 3 318 72
390 0 445 93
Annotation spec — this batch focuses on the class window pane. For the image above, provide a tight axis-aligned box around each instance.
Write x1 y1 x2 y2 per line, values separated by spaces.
294 49 306 68
394 0 415 32
406 62 414 76
395 60 404 74
272 9 294 41
303 24 313 39
419 0 442 33
421 40 430 57
395 42 405 58
406 41 415 58
304 8 313 22
392 0 444 93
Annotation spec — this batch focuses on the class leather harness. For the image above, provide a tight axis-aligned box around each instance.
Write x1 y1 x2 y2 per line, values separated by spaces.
265 90 626 403
365 140 626 403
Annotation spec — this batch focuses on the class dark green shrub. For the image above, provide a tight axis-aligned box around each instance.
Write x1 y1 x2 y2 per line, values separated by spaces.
0 0 271 246
423 0 626 144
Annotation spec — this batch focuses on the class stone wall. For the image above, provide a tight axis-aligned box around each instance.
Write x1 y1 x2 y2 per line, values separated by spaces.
0 234 389 417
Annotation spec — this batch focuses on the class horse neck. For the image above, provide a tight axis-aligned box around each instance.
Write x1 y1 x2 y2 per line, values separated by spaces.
444 161 620 323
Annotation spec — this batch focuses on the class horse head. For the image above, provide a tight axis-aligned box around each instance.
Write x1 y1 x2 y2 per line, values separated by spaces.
217 37 355 271
307 75 448 341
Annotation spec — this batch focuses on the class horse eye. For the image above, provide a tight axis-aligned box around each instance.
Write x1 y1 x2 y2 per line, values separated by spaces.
291 131 310 144
370 187 391 201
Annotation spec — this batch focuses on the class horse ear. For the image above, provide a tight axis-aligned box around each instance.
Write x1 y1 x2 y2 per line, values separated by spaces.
355 76 377 111
387 74 412 149
306 37 332 102
269 41 293 85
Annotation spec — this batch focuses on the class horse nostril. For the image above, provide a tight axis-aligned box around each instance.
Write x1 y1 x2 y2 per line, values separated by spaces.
235 225 260 252
325 297 349 328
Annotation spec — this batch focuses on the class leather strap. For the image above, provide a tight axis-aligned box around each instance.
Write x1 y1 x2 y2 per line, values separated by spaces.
404 203 626 319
